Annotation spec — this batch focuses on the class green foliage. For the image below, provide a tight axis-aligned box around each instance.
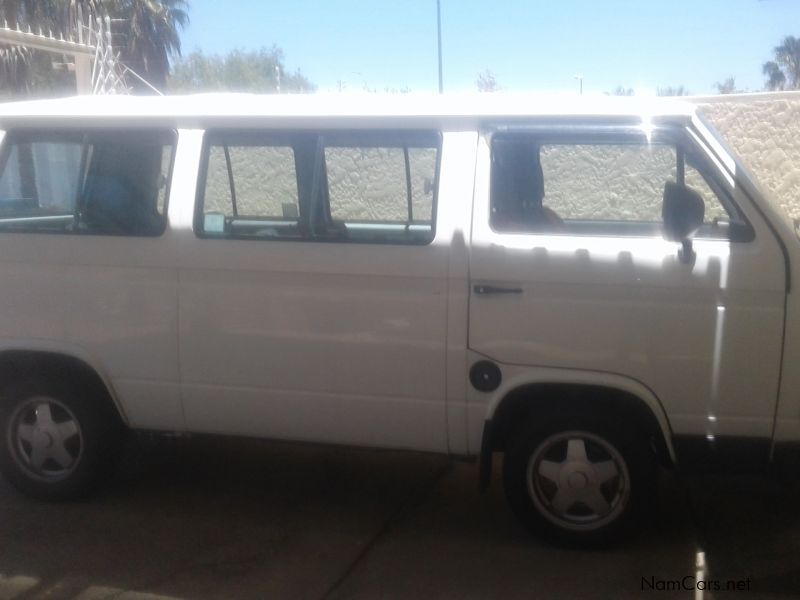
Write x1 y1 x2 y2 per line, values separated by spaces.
476 69 499 93
109 0 189 91
169 47 315 93
714 77 741 94
0 0 75 30
610 85 634 96
0 0 312 97
656 85 689 96
0 0 188 95
763 61 786 91
610 85 689 97
0 0 87 98
608 85 689 96
763 36 800 90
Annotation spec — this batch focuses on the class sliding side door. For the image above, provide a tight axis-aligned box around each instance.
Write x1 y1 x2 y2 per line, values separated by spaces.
178 129 451 452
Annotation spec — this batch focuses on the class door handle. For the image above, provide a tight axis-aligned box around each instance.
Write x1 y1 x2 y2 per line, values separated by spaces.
473 284 523 295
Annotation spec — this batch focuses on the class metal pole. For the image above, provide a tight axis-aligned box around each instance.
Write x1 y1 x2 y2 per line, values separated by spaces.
75 55 91 94
437 0 443 94
574 74 583 95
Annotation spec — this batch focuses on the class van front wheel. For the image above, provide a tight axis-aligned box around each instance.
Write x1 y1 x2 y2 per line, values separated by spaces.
0 377 123 500
503 417 652 546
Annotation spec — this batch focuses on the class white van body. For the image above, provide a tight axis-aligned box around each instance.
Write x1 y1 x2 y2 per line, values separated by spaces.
0 94 797 543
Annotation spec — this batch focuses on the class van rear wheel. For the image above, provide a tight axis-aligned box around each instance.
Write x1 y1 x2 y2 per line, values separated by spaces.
503 416 653 546
0 377 123 500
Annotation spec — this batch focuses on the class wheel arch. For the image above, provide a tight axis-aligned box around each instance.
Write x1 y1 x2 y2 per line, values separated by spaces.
0 343 128 427
478 374 675 491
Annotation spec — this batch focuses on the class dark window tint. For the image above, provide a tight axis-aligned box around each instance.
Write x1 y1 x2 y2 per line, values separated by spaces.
0 131 174 236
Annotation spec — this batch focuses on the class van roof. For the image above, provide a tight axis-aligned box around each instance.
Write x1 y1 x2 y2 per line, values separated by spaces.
0 93 697 125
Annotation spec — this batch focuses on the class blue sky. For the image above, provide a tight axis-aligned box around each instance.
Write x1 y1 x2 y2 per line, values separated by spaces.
180 0 800 94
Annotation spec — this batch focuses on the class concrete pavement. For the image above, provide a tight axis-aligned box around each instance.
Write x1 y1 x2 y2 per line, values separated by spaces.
0 436 797 599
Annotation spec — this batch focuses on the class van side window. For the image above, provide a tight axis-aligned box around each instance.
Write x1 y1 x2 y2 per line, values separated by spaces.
0 131 174 236
197 131 439 245
202 141 301 239
324 141 437 243
540 143 673 222
327 147 408 222
490 133 746 239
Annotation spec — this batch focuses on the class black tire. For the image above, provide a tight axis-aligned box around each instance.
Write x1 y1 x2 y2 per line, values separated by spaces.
503 415 655 547
0 376 125 500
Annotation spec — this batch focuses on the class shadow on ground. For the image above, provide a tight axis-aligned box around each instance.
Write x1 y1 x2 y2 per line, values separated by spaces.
0 436 797 599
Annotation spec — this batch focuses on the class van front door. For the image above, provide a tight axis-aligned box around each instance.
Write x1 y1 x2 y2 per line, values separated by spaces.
468 124 786 460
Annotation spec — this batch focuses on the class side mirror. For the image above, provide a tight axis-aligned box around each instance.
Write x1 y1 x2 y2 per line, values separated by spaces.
662 181 704 264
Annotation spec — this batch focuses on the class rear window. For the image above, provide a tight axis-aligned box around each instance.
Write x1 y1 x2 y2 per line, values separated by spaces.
0 130 175 236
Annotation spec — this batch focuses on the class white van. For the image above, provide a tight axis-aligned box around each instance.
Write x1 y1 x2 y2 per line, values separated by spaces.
0 94 797 545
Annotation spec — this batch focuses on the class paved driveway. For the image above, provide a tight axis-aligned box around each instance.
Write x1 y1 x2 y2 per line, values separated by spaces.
0 436 797 599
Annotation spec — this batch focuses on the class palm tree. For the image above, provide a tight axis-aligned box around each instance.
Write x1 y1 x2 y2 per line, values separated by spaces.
0 45 31 95
1 0 188 95
0 1 20 26
109 0 189 92
762 61 786 91
0 0 47 96
763 35 800 90
0 0 82 32
0 1 97 96
774 35 800 88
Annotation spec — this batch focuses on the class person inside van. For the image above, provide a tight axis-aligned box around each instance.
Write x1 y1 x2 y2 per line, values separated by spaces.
490 137 562 232
81 141 164 236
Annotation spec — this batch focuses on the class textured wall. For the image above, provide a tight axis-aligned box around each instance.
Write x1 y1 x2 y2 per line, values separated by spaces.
205 145 299 218
326 147 436 222
696 92 800 222
203 143 436 222
541 143 726 222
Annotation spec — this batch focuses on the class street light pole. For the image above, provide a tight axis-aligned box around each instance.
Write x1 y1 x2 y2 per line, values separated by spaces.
574 74 583 95
437 0 443 94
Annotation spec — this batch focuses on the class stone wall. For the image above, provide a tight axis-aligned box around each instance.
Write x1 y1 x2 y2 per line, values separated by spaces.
203 143 436 222
540 142 726 223
695 91 800 222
